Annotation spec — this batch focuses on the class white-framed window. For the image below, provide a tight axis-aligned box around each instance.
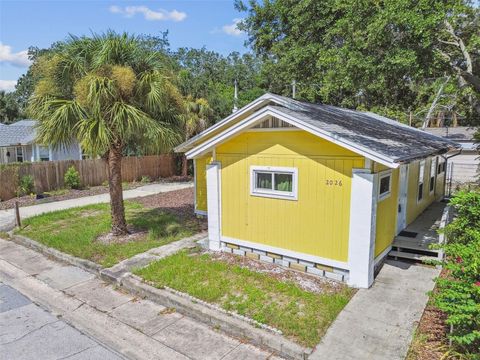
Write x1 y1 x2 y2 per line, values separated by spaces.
429 157 437 194
378 171 392 201
417 160 425 202
437 159 446 175
16 147 23 163
250 166 298 200
38 146 50 161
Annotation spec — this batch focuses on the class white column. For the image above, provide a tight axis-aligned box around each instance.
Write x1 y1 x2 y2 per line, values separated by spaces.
347 169 378 288
206 161 221 251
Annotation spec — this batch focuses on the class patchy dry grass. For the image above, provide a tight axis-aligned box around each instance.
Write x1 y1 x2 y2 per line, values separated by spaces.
16 202 201 267
135 249 354 347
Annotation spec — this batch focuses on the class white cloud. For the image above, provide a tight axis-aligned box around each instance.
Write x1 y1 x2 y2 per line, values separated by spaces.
0 43 31 67
222 18 244 36
109 5 186 22
0 80 17 92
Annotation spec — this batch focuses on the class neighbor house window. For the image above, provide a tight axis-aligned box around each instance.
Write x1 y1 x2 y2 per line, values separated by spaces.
16 147 23 162
378 172 392 201
418 160 425 202
250 166 298 200
429 158 437 193
38 146 50 161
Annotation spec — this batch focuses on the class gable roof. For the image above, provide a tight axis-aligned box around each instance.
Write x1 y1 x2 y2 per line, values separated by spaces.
177 93 461 167
0 120 37 147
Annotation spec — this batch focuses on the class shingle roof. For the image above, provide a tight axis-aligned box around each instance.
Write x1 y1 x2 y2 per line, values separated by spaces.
265 94 461 163
0 120 37 147
423 127 476 141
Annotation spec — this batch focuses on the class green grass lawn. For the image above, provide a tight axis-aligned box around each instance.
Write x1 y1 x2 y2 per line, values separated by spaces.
16 202 200 267
135 250 354 347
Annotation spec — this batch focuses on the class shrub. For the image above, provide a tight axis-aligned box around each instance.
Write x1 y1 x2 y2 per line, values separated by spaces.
140 175 151 184
431 190 480 356
17 175 35 196
64 166 81 189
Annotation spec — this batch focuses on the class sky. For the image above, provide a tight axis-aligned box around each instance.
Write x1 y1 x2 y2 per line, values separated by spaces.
0 0 249 92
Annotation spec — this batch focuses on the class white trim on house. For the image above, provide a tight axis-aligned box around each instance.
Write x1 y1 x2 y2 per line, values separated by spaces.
396 164 409 235
377 169 393 202
374 245 392 266
175 94 275 152
206 161 222 251
246 127 300 133
221 236 349 270
250 165 298 201
347 168 378 288
185 106 400 169
417 159 425 203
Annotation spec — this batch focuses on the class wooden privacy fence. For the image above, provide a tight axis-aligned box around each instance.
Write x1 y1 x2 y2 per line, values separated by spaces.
0 155 177 201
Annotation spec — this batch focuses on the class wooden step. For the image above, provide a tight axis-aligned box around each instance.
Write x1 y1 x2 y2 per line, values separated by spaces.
392 239 439 253
388 250 437 262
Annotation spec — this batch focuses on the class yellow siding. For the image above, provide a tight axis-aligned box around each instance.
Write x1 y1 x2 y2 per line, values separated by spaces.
406 157 437 225
194 154 211 213
374 167 399 256
217 131 363 262
435 161 446 201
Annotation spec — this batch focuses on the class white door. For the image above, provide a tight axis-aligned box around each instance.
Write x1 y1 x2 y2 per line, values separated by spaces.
396 164 408 234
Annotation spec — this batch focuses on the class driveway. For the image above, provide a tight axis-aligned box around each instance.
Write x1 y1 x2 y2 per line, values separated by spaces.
309 260 439 360
0 182 193 231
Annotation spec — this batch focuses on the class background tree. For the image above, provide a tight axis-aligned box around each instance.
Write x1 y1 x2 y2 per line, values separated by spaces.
28 32 182 235
0 91 22 124
179 96 214 176
236 0 479 124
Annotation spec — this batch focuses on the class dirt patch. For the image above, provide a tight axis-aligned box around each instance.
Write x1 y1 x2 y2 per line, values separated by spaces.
95 226 147 245
207 250 348 295
131 188 207 231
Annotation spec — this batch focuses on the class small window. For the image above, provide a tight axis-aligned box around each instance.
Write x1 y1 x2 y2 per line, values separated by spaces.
429 158 436 193
418 160 425 202
251 166 297 200
378 173 392 201
437 160 446 175
16 147 23 163
39 146 50 161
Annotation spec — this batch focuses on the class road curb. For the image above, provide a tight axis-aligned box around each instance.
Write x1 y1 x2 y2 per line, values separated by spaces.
119 273 312 360
11 234 102 274
10 234 312 360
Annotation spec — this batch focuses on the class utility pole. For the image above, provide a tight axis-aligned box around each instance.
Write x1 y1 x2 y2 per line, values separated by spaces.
232 79 239 113
292 80 296 99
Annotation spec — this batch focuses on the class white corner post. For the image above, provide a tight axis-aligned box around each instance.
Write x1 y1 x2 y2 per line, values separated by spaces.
206 161 222 251
347 169 378 288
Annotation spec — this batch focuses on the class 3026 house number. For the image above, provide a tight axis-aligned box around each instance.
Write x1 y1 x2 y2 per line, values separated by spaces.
325 179 343 186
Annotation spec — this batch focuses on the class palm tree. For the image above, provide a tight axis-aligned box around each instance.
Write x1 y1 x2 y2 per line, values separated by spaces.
179 96 213 176
28 32 182 235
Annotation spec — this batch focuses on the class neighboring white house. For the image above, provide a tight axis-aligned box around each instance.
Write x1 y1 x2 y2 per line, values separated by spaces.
424 127 478 184
0 120 82 164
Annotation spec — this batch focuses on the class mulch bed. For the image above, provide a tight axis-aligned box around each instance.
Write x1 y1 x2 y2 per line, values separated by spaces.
131 187 207 230
0 176 193 211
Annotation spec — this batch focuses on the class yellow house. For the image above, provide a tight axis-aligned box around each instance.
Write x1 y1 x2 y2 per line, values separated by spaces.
176 93 460 288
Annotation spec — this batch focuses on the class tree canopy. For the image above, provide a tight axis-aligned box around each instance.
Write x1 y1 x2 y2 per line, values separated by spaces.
236 0 479 124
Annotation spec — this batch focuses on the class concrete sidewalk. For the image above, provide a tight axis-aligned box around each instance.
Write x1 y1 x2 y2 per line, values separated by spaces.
309 260 439 360
0 239 277 360
0 182 192 231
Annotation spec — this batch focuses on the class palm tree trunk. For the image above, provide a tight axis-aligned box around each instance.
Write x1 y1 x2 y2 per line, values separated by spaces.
181 155 188 177
107 143 128 235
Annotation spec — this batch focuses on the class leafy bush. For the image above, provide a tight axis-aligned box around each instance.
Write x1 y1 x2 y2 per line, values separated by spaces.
64 166 81 189
431 190 480 356
140 175 151 184
17 175 35 196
